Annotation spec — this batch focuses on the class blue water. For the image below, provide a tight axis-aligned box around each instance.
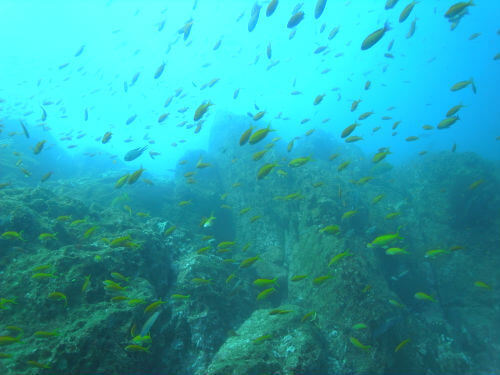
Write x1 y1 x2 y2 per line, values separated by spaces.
0 0 498 173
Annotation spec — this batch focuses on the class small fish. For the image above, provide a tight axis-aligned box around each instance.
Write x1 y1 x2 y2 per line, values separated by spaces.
253 278 278 287
395 338 410 352
240 256 259 268
266 0 278 17
313 275 333 285
171 294 190 300
128 168 145 184
328 251 352 266
288 156 313 168
253 334 272 344
256 287 276 300
385 0 399 10
115 174 130 189
314 0 327 19
248 3 261 32
38 233 57 241
47 292 68 306
425 249 450 258
313 94 325 105
386 247 409 255
82 275 91 292
414 292 436 302
349 337 371 350
450 78 476 93
33 331 59 338
125 344 150 353
194 101 213 121
320 225 340 235
291 274 308 282
367 229 403 248
437 116 459 129
257 163 278 180
33 140 47 155
124 146 148 161
361 22 391 50
27 361 51 369
154 62 165 79
102 132 112 144
32 273 57 280
399 1 418 23
337 161 350 171
474 281 492 290
445 1 474 19
352 323 368 330
83 226 98 239
287 11 304 28
301 311 317 322
269 309 293 315
249 125 274 144
144 299 166 314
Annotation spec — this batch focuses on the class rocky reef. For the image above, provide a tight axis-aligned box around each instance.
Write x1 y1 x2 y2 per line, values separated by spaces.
0 115 499 374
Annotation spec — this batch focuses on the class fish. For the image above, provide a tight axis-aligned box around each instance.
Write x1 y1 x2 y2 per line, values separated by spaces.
240 125 254 146
468 179 484 190
337 161 350 171
373 148 391 163
19 120 29 138
313 94 325 105
82 275 91 292
248 3 261 32
351 99 362 111
115 174 130 189
437 116 459 129
320 225 340 235
47 292 68 306
445 1 474 19
33 140 46 155
414 292 436 302
126 114 137 125
125 344 150 353
288 156 313 168
240 256 259 268
367 229 402 248
287 11 304 28
450 78 476 93
154 62 165 79
328 26 339 40
361 22 391 50
249 125 274 145
328 251 352 266
314 0 327 19
399 1 418 23
40 106 47 121
352 323 368 330
301 311 317 322
183 21 193 40
446 104 465 117
424 249 450 258
474 281 492 290
1 231 24 240
253 334 272 344
124 146 148 161
395 338 410 352
253 111 266 121
406 18 417 38
128 168 145 184
102 132 112 144
144 299 166 314
266 0 278 16
74 45 85 57
345 136 363 143
385 0 399 10
257 163 278 180
349 337 371 351
291 275 308 282
41 171 53 182
269 309 293 315
266 43 272 59
253 278 278 287
256 287 276 300
341 210 357 221
386 247 409 255
313 275 333 285
194 101 213 121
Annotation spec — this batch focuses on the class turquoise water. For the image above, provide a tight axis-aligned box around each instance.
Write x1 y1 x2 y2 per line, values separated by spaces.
0 1 499 374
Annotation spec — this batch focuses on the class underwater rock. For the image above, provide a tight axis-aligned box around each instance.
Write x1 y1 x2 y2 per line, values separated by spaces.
206 306 325 375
